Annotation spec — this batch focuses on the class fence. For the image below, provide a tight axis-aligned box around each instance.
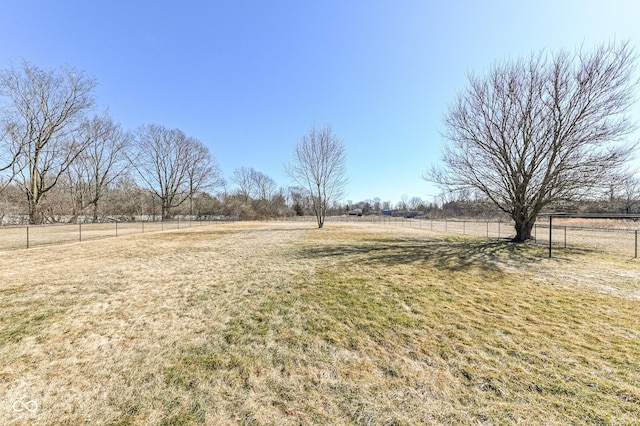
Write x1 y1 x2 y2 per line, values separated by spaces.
0 217 234 251
3 215 639 258
313 215 640 258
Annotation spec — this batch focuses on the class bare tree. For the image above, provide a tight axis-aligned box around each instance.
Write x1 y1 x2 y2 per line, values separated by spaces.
231 167 255 203
229 167 279 218
186 141 223 216
285 124 347 228
250 169 277 201
288 185 309 216
608 171 640 213
131 124 221 219
428 41 639 242
67 113 131 221
408 196 425 211
0 61 96 224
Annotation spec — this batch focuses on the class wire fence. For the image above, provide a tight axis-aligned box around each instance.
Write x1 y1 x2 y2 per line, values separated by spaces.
287 215 640 259
3 214 639 258
0 217 235 251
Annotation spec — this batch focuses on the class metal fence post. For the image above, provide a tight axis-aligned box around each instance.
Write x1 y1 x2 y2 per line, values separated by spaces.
636 230 638 259
564 226 567 248
548 215 553 258
26 226 29 249
79 223 82 242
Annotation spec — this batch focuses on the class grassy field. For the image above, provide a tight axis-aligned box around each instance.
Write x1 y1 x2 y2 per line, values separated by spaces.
1 222 639 425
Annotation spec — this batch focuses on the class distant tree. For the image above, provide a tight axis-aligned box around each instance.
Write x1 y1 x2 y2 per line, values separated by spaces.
250 169 277 201
372 197 381 212
428 41 639 242
610 172 640 213
230 167 279 218
250 170 277 218
0 182 26 223
293 201 304 216
231 167 255 203
408 196 425 211
0 61 96 224
269 188 290 217
285 124 347 228
397 194 409 210
288 185 309 216
131 124 220 219
191 191 222 218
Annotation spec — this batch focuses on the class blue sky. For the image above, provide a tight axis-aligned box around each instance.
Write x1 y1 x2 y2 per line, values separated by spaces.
1 1 639 205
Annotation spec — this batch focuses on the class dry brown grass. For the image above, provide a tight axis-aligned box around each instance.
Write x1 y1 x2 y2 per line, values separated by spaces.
0 220 208 250
1 221 639 425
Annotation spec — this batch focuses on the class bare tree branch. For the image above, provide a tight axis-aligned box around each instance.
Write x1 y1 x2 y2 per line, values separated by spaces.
285 124 348 228
130 124 222 219
0 61 96 224
427 41 639 242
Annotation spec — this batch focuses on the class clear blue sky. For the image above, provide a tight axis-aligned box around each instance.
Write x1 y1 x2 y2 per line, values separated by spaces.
1 0 639 205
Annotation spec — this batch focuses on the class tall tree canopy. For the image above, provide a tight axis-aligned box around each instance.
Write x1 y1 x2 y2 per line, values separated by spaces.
429 41 639 242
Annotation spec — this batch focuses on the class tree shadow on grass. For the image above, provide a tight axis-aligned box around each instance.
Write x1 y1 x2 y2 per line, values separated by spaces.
299 236 565 274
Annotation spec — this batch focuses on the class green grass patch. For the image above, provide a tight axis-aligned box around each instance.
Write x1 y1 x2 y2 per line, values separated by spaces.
0 223 639 424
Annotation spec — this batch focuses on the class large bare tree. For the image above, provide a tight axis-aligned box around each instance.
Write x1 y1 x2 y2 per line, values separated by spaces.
428 41 639 242
285 124 347 228
67 113 131 221
0 62 96 224
131 124 221 219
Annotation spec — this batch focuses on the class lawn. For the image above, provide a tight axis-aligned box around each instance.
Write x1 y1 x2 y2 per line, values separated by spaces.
1 221 639 425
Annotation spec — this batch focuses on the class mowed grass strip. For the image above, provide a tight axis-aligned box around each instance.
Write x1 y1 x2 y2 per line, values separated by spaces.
1 222 639 425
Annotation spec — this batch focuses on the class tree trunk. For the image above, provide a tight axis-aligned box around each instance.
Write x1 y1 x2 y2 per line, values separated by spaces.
513 218 534 242
28 198 44 225
162 202 172 220
314 207 324 228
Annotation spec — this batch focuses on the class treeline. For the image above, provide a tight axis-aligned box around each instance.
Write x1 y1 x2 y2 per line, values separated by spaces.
0 62 344 225
347 185 640 221
0 177 345 224
0 61 378 225
0 62 227 224
3 61 638 226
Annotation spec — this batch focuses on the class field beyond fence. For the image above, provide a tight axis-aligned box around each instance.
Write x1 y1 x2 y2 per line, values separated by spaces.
0 218 232 251
2 215 640 258
291 215 640 258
